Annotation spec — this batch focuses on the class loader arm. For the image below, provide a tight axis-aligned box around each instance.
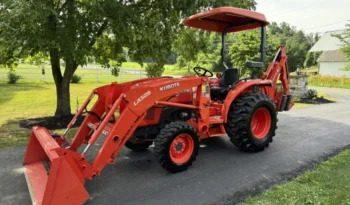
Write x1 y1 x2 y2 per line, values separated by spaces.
23 76 210 205
69 76 172 151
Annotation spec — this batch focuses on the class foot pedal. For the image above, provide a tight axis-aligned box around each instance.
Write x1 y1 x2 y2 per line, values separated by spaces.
279 95 287 111
284 94 293 111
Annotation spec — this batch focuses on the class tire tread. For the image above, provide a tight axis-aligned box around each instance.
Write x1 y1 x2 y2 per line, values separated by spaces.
225 92 277 152
154 121 199 173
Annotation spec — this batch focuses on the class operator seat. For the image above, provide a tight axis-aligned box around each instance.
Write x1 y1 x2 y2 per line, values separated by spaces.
210 68 240 100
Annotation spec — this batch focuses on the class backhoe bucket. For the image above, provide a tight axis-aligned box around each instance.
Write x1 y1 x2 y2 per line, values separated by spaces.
23 126 89 205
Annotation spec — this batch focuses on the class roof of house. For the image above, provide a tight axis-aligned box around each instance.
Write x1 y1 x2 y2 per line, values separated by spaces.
309 30 344 52
317 50 345 62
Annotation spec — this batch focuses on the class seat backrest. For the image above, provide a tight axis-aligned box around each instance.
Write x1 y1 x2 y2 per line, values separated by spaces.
219 68 240 87
246 61 264 69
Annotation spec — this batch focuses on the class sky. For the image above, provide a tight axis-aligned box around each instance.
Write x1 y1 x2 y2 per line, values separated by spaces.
255 0 350 34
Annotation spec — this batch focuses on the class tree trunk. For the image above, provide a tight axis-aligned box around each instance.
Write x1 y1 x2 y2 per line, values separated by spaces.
55 80 71 117
50 49 78 117
187 62 191 74
55 60 78 117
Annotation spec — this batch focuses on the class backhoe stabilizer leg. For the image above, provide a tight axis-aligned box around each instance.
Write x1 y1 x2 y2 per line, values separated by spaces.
279 95 287 112
284 94 293 111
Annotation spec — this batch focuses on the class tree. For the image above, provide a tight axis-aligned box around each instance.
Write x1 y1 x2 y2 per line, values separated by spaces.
145 63 165 77
24 52 49 69
268 22 313 72
202 33 235 72
334 23 350 71
334 23 350 60
228 28 279 76
0 0 256 117
171 1 257 74
172 28 211 73
284 31 311 71
304 51 322 68
304 33 322 68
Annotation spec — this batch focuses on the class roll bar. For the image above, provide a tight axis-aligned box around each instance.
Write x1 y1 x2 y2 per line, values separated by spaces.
221 24 268 70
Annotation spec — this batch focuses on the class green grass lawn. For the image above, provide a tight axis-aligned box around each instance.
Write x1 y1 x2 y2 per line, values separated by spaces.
244 149 350 205
0 82 106 147
163 64 194 76
293 103 313 108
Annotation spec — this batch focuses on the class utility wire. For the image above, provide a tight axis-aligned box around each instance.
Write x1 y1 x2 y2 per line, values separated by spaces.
266 0 332 15
269 21 348 41
304 20 349 31
210 20 348 46
256 0 277 7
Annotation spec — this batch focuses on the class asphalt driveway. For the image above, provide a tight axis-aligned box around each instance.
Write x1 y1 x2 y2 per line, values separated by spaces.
1 86 350 205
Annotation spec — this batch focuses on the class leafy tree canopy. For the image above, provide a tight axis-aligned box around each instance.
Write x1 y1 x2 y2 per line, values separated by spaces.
172 28 211 73
0 0 256 116
269 22 317 72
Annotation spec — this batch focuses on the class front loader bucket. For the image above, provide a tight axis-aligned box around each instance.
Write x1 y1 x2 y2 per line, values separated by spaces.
23 127 89 205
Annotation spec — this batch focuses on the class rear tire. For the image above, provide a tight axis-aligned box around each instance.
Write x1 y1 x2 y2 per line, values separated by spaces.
154 121 199 173
125 141 152 152
225 92 277 152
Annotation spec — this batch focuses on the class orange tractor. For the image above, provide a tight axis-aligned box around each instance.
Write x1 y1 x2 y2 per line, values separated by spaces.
23 7 293 205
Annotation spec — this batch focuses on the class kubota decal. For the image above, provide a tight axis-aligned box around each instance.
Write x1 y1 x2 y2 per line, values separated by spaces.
160 82 180 91
134 90 151 106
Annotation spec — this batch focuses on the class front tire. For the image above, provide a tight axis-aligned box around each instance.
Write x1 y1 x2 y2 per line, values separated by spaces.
154 121 199 173
225 92 277 152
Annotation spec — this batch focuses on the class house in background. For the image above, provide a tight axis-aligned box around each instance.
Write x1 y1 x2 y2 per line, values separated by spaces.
309 30 350 77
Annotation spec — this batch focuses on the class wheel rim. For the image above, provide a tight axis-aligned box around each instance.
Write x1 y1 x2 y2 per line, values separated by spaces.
251 107 271 139
169 134 194 164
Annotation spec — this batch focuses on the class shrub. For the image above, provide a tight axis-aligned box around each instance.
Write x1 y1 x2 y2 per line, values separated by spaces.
71 74 82 83
111 66 120 77
145 63 165 78
340 64 350 71
7 70 21 84
307 89 318 99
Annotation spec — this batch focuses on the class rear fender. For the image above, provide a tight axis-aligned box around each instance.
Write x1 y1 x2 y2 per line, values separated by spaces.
222 80 272 123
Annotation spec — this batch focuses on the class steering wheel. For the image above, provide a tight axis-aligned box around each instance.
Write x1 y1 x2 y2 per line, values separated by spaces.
193 66 213 77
